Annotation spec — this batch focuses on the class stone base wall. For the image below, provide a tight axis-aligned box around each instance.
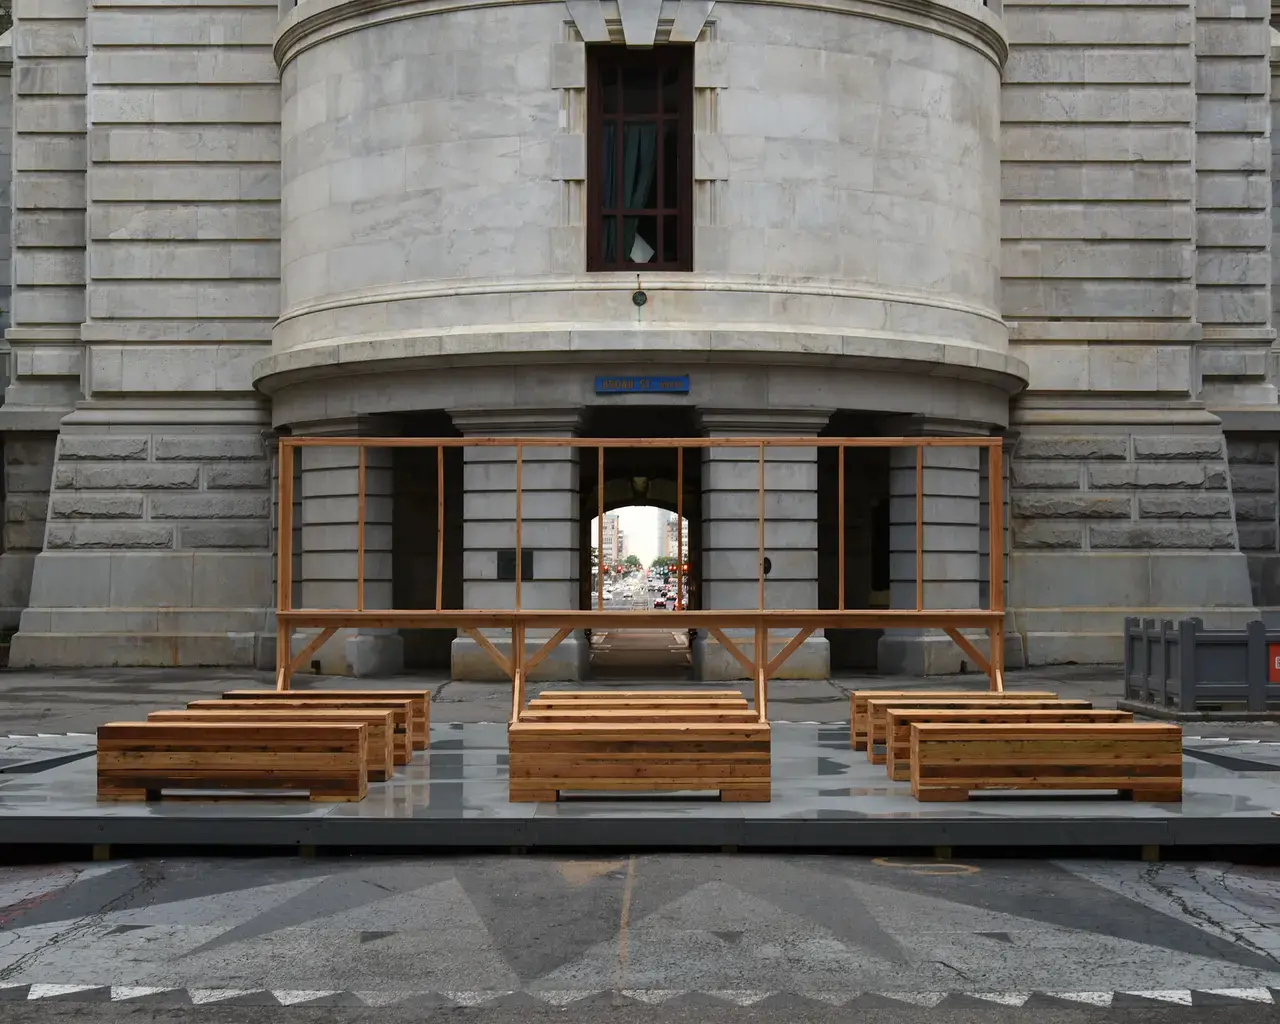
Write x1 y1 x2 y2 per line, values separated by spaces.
1008 423 1257 664
0 433 56 629
9 411 275 667
1226 436 1280 613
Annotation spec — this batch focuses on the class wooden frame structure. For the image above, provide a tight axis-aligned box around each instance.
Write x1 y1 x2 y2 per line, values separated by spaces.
274 435 1007 721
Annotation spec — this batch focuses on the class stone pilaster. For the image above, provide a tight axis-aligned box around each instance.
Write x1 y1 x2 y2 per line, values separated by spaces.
877 418 988 676
3 0 87 427
0 434 55 629
291 419 402 677
1193 0 1275 408
449 408 588 682
691 409 830 681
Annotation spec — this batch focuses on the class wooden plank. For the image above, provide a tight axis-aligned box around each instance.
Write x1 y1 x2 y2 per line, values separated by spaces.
197 699 412 764
528 698 749 710
863 696 1079 764
96 721 367 803
221 689 429 751
909 722 1183 802
884 708 1131 782
849 690 1058 751
148 708 396 781
537 690 746 700
520 709 760 723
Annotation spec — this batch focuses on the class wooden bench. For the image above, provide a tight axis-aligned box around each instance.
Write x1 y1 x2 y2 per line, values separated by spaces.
864 696 1080 764
148 708 396 782
538 690 745 701
97 721 368 802
191 699 412 765
909 722 1183 802
884 707 1131 782
850 690 1058 750
222 689 430 750
508 720 770 802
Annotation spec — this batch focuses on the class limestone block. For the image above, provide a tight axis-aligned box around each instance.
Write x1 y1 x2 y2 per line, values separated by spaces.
50 494 143 518
59 436 148 460
1087 463 1224 488
1011 495 1132 518
1227 440 1277 464
45 523 174 548
204 463 270 488
1012 522 1084 549
53 463 199 489
1089 523 1237 549
149 493 269 519
1137 494 1233 518
1239 524 1277 551
1230 464 1276 492
1233 496 1276 521
1014 435 1127 460
154 435 264 460
1010 463 1081 489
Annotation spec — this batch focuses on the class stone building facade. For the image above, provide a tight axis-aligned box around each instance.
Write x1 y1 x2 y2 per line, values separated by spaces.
0 0 1275 677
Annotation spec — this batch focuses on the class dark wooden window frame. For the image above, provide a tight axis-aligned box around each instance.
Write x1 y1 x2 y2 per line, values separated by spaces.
586 45 694 272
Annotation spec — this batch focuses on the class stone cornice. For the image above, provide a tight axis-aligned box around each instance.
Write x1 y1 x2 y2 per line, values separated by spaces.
276 0 1005 71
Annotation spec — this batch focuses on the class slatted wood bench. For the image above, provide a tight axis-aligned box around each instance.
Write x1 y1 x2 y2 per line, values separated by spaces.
864 696 1077 765
148 708 396 782
191 699 412 765
850 690 1058 750
222 689 430 750
508 720 770 802
909 722 1183 802
97 721 368 803
884 707 1131 782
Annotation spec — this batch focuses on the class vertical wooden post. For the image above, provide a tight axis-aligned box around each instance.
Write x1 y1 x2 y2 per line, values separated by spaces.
276 439 295 691
435 445 445 610
676 444 684 611
356 444 366 612
510 619 526 724
755 621 768 723
837 442 845 611
757 442 765 611
915 442 924 612
597 446 605 608
515 442 523 612
988 440 1005 692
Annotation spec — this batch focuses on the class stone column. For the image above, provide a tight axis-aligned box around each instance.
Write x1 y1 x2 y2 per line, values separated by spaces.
692 410 830 681
449 409 587 682
292 419 402 676
877 417 986 675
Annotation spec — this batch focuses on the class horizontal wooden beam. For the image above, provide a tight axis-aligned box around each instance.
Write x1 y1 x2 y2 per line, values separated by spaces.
279 609 1003 631
282 436 1000 451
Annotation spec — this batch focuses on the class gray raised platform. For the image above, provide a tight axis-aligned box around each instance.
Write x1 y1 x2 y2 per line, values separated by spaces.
2 724 1277 850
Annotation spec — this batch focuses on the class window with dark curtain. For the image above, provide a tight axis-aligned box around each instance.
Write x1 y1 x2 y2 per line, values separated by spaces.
587 45 693 272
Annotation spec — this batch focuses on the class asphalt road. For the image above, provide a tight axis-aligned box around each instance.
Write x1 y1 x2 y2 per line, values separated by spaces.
3 854 1280 1022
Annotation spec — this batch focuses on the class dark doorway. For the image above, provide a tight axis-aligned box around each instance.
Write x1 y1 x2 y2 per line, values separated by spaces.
578 407 702 681
391 413 464 670
819 414 891 671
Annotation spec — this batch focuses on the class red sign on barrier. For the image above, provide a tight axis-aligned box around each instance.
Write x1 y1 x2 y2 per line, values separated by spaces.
1269 644 1280 683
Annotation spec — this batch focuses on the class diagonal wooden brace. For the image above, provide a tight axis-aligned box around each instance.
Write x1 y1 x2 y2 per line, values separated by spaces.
767 627 815 678
288 626 339 675
525 627 572 675
942 627 991 677
707 626 757 679
462 627 514 679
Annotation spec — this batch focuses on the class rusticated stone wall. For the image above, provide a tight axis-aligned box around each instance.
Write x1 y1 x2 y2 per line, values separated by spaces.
1012 433 1235 551
0 434 55 628
1226 437 1280 609
1008 426 1254 662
